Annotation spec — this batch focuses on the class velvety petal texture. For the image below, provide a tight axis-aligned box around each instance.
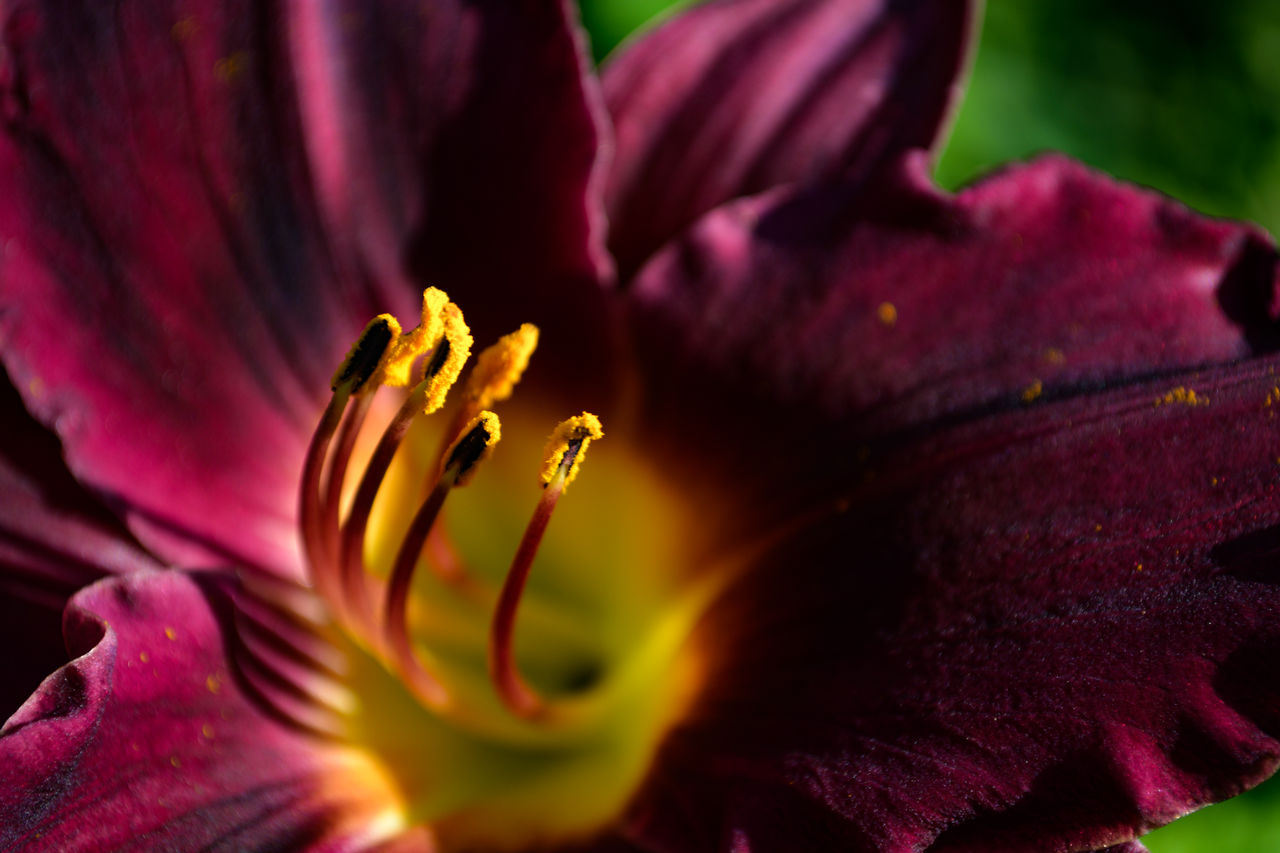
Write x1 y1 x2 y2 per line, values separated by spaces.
0 569 414 852
2 0 1275 848
0 368 162 717
619 156 1280 851
0 0 606 577
626 153 1278 536
644 356 1280 851
602 0 974 278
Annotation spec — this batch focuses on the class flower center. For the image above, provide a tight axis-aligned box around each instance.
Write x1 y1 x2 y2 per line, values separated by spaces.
281 289 707 850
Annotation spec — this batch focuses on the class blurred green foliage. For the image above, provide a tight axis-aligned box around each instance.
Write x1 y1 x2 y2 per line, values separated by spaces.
578 0 1280 849
937 0 1280 235
579 0 1280 235
578 0 688 62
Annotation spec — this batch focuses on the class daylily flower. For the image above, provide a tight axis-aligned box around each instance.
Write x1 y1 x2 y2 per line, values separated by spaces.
1 0 1278 851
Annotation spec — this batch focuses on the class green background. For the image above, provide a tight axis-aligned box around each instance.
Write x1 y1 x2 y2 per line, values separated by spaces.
577 1 1280 849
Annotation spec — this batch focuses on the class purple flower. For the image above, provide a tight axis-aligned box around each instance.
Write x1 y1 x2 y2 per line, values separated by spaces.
1 1 1278 851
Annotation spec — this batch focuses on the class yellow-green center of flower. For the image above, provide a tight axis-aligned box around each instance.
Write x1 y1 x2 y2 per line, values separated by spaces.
292 289 711 851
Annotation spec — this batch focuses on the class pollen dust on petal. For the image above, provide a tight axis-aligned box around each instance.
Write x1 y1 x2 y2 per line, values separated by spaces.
171 17 197 42
214 52 249 83
1154 387 1208 407
1021 379 1043 403
206 674 222 694
876 302 898 327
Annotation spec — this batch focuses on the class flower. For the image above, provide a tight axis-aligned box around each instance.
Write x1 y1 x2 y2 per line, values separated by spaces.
2 0 1280 851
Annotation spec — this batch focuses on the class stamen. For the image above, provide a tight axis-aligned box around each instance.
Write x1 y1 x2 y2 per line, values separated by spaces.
426 324 539 584
301 317 399 604
301 295 614 727
490 413 603 717
383 413 501 709
337 300 472 631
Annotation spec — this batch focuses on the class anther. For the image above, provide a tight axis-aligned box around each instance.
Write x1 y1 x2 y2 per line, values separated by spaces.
467 323 540 409
383 412 501 709
444 411 500 486
539 413 604 488
421 303 473 414
379 288 449 388
490 413 603 717
332 315 400 393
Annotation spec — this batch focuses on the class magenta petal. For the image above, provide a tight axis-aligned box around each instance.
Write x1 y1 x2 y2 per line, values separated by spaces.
0 569 406 851
602 0 975 278
638 357 1280 852
0 368 162 716
0 0 608 575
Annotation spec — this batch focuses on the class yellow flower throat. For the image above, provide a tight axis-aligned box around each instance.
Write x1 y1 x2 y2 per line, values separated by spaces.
285 289 707 851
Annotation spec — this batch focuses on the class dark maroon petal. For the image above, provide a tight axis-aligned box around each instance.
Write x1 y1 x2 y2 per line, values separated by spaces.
0 569 412 850
602 0 975 279
634 356 1280 852
318 0 613 353
625 153 1278 542
0 367 162 718
0 0 608 576
616 155 1280 850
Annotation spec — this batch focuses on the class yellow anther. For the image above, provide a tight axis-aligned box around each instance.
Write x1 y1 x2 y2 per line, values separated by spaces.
381 288 450 388
422 303 473 415
443 411 501 487
540 413 604 489
331 314 401 392
466 324 539 408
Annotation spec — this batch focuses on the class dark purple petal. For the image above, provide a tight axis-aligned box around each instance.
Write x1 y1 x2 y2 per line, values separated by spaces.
402 0 613 347
632 355 1280 852
0 569 416 850
615 155 1280 850
0 367 162 718
625 154 1278 541
0 0 608 576
602 0 975 278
